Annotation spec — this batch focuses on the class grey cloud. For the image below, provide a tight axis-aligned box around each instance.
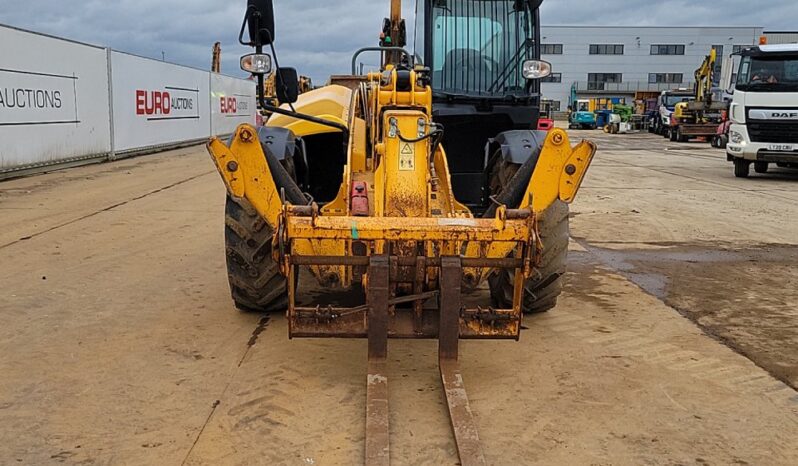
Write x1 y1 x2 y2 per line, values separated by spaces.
1 1 795 83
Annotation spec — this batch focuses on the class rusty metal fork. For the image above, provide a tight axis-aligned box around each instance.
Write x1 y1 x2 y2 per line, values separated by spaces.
365 255 390 465
364 256 486 466
439 257 487 466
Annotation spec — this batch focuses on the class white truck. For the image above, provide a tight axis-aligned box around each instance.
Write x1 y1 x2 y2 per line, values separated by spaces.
649 89 694 136
722 44 798 178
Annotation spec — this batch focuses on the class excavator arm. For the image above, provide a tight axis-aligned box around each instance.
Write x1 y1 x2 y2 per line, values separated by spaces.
695 48 717 104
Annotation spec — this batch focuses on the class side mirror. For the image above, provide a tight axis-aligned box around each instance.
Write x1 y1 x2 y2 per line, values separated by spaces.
247 0 275 46
719 54 736 94
277 67 300 104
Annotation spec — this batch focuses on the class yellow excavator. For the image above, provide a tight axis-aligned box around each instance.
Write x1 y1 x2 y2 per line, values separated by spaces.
669 48 729 142
207 0 596 463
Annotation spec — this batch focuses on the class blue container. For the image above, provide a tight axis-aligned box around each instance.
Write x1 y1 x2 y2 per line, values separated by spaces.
595 110 612 128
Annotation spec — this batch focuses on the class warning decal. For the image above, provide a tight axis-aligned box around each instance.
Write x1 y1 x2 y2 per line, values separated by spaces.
399 142 415 171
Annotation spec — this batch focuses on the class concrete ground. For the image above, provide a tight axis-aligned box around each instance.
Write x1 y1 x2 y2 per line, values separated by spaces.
0 131 796 465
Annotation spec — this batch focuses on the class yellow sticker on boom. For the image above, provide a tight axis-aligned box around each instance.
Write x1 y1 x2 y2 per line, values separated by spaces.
399 142 415 171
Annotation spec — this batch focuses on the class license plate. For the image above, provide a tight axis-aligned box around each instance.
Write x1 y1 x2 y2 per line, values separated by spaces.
768 144 794 151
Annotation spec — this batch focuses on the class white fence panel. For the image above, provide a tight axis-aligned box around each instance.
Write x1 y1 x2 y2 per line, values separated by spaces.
111 51 210 153
210 74 256 136
0 25 111 172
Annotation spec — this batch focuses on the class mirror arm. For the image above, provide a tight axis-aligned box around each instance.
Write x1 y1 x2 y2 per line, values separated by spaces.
238 6 256 46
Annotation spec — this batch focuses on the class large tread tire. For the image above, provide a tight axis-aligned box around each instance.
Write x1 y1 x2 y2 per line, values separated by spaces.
487 160 570 314
734 159 750 178
224 196 287 312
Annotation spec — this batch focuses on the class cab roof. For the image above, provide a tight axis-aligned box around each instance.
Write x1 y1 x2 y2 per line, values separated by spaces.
740 44 798 56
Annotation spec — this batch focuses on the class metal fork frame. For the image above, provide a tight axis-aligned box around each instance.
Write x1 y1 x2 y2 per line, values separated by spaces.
286 252 526 465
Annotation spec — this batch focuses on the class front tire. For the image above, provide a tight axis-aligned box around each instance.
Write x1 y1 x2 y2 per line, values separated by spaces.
734 159 750 178
487 160 569 314
224 196 288 312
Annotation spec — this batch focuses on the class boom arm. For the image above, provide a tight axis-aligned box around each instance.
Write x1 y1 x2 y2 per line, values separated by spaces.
695 48 717 103
380 0 406 67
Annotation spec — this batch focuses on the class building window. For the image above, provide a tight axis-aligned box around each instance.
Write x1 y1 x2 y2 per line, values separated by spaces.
733 44 749 53
541 44 563 55
541 73 562 83
589 44 624 55
651 44 685 55
649 73 684 84
542 100 561 112
587 73 622 90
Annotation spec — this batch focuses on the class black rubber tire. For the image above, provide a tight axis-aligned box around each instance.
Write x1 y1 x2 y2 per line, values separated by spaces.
669 128 678 141
224 195 287 312
754 161 769 174
487 160 569 314
734 159 750 178
718 134 728 149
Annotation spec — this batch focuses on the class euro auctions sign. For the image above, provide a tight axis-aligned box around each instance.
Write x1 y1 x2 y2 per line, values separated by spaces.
219 95 250 116
0 68 79 126
135 87 199 120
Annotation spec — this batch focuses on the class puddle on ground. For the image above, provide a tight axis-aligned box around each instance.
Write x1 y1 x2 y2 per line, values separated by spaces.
573 239 798 389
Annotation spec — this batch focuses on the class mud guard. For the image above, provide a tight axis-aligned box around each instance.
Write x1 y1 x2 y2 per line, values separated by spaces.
486 129 549 166
256 126 299 162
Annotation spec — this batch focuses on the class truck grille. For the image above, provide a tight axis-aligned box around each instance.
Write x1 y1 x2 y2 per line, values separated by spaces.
746 108 798 143
747 121 798 143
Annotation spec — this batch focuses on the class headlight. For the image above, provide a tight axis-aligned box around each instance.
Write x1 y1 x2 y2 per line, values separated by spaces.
730 130 744 144
240 53 272 75
522 60 552 79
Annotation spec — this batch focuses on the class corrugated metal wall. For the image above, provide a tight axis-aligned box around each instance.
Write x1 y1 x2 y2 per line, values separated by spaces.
764 32 798 44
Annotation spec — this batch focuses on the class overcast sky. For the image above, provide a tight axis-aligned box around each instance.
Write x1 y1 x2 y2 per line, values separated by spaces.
1 0 795 83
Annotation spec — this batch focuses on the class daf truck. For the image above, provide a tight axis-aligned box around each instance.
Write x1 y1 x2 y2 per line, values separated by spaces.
723 44 798 178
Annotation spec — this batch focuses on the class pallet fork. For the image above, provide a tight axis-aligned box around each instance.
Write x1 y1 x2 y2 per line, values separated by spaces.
281 208 537 465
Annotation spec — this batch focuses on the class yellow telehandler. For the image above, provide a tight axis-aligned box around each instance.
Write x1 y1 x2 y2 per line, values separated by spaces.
207 1 596 463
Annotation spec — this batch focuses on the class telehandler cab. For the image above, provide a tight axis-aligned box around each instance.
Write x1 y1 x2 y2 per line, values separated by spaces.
207 0 596 463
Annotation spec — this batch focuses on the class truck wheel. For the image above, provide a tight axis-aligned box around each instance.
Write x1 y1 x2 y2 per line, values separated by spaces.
677 127 688 142
224 195 288 312
669 128 678 141
754 161 769 174
734 159 750 178
488 160 569 314
718 134 728 149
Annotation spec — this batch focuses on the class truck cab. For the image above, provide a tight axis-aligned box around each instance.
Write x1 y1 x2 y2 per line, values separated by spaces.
723 44 798 177
651 89 693 136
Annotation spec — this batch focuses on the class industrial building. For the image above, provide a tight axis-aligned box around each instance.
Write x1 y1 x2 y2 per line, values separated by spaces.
539 25 766 113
